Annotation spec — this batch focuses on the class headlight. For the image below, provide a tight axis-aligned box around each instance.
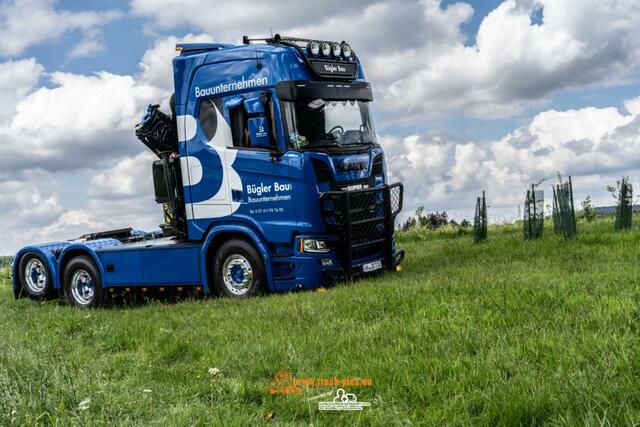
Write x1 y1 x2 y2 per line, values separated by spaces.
300 238 330 253
308 40 320 56
342 43 352 58
321 42 331 56
331 42 341 57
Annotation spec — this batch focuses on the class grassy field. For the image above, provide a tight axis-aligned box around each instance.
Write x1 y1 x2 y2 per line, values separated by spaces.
1 218 640 425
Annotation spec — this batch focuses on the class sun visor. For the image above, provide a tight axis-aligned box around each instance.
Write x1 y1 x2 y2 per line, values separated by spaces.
276 81 373 101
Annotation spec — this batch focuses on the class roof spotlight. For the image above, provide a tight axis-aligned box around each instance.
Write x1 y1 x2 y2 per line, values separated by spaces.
342 43 352 58
321 42 331 56
331 42 342 57
308 40 320 56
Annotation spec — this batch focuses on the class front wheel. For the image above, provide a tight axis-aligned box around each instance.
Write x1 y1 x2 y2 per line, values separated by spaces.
213 239 266 298
63 256 103 308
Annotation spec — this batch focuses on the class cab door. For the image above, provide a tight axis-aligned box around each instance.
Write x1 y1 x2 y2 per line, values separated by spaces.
186 97 236 220
224 92 297 243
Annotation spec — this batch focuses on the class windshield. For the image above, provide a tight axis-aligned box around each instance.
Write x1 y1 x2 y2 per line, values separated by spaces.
282 99 377 149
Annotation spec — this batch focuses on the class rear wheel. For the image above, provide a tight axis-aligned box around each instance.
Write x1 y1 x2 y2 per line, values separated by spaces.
63 256 103 308
213 239 265 298
18 253 53 299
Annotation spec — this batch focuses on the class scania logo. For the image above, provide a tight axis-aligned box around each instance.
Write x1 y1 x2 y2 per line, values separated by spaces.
337 160 367 172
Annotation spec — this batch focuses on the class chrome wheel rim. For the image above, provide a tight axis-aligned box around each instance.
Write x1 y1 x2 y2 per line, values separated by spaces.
222 254 253 296
24 258 47 293
71 269 94 305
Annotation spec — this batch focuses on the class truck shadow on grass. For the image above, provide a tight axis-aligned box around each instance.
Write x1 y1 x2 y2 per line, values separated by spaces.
24 287 218 309
44 284 319 309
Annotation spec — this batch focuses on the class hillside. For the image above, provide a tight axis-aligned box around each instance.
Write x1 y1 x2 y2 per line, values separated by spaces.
1 218 639 425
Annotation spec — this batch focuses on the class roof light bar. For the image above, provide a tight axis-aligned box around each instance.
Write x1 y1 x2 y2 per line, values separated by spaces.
241 34 355 60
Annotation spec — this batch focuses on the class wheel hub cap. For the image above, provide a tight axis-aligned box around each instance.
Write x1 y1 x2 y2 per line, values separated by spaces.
24 259 47 293
71 269 94 305
222 254 253 296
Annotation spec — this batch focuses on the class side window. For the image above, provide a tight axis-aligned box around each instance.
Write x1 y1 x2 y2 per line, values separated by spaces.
228 105 252 148
198 98 223 142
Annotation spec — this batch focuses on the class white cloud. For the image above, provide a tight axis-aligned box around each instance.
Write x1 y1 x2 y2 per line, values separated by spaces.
0 71 163 176
383 99 640 222
0 0 122 57
625 95 640 116
0 30 221 252
379 0 640 120
0 57 43 121
0 32 217 179
12 72 154 132
1 154 164 252
0 180 63 226
0 177 65 250
130 0 372 39
0 33 180 252
89 151 156 200
492 106 637 177
0 32 220 180
287 1 472 56
67 35 106 59
139 33 214 92
449 143 486 191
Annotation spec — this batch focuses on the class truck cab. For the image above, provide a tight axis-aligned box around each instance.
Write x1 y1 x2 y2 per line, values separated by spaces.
13 35 404 306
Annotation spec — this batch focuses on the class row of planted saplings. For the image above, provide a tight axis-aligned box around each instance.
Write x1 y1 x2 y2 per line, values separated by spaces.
524 175 634 240
473 175 634 243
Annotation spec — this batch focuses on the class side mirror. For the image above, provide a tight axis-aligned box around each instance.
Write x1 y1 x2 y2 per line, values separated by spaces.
152 160 170 204
244 97 265 115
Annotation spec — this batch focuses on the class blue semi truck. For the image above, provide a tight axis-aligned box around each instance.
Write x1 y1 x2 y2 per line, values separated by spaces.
12 35 404 307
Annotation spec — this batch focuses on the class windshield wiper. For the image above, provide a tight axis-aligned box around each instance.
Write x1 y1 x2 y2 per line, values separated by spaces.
345 133 375 147
298 133 341 150
302 141 341 149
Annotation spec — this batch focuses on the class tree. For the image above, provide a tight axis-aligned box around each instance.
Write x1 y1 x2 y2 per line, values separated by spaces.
610 177 633 230
401 216 417 231
424 211 448 229
399 207 455 232
580 195 596 222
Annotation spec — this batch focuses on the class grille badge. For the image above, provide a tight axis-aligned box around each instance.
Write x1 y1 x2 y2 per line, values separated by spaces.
337 160 367 172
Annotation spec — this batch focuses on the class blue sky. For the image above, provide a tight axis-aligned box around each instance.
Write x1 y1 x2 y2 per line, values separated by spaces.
0 0 639 253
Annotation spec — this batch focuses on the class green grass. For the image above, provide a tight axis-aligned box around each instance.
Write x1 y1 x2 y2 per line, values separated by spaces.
1 218 640 425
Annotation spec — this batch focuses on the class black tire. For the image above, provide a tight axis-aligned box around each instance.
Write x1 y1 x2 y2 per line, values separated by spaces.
212 239 266 298
18 253 54 300
63 256 103 308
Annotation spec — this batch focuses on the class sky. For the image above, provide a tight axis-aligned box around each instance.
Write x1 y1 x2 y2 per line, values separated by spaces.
0 0 639 253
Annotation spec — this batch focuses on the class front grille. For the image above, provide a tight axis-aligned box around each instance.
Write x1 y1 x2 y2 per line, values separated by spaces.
320 183 403 278
352 243 384 260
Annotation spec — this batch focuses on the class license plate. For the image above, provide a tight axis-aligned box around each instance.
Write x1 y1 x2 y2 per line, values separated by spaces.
362 260 383 273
